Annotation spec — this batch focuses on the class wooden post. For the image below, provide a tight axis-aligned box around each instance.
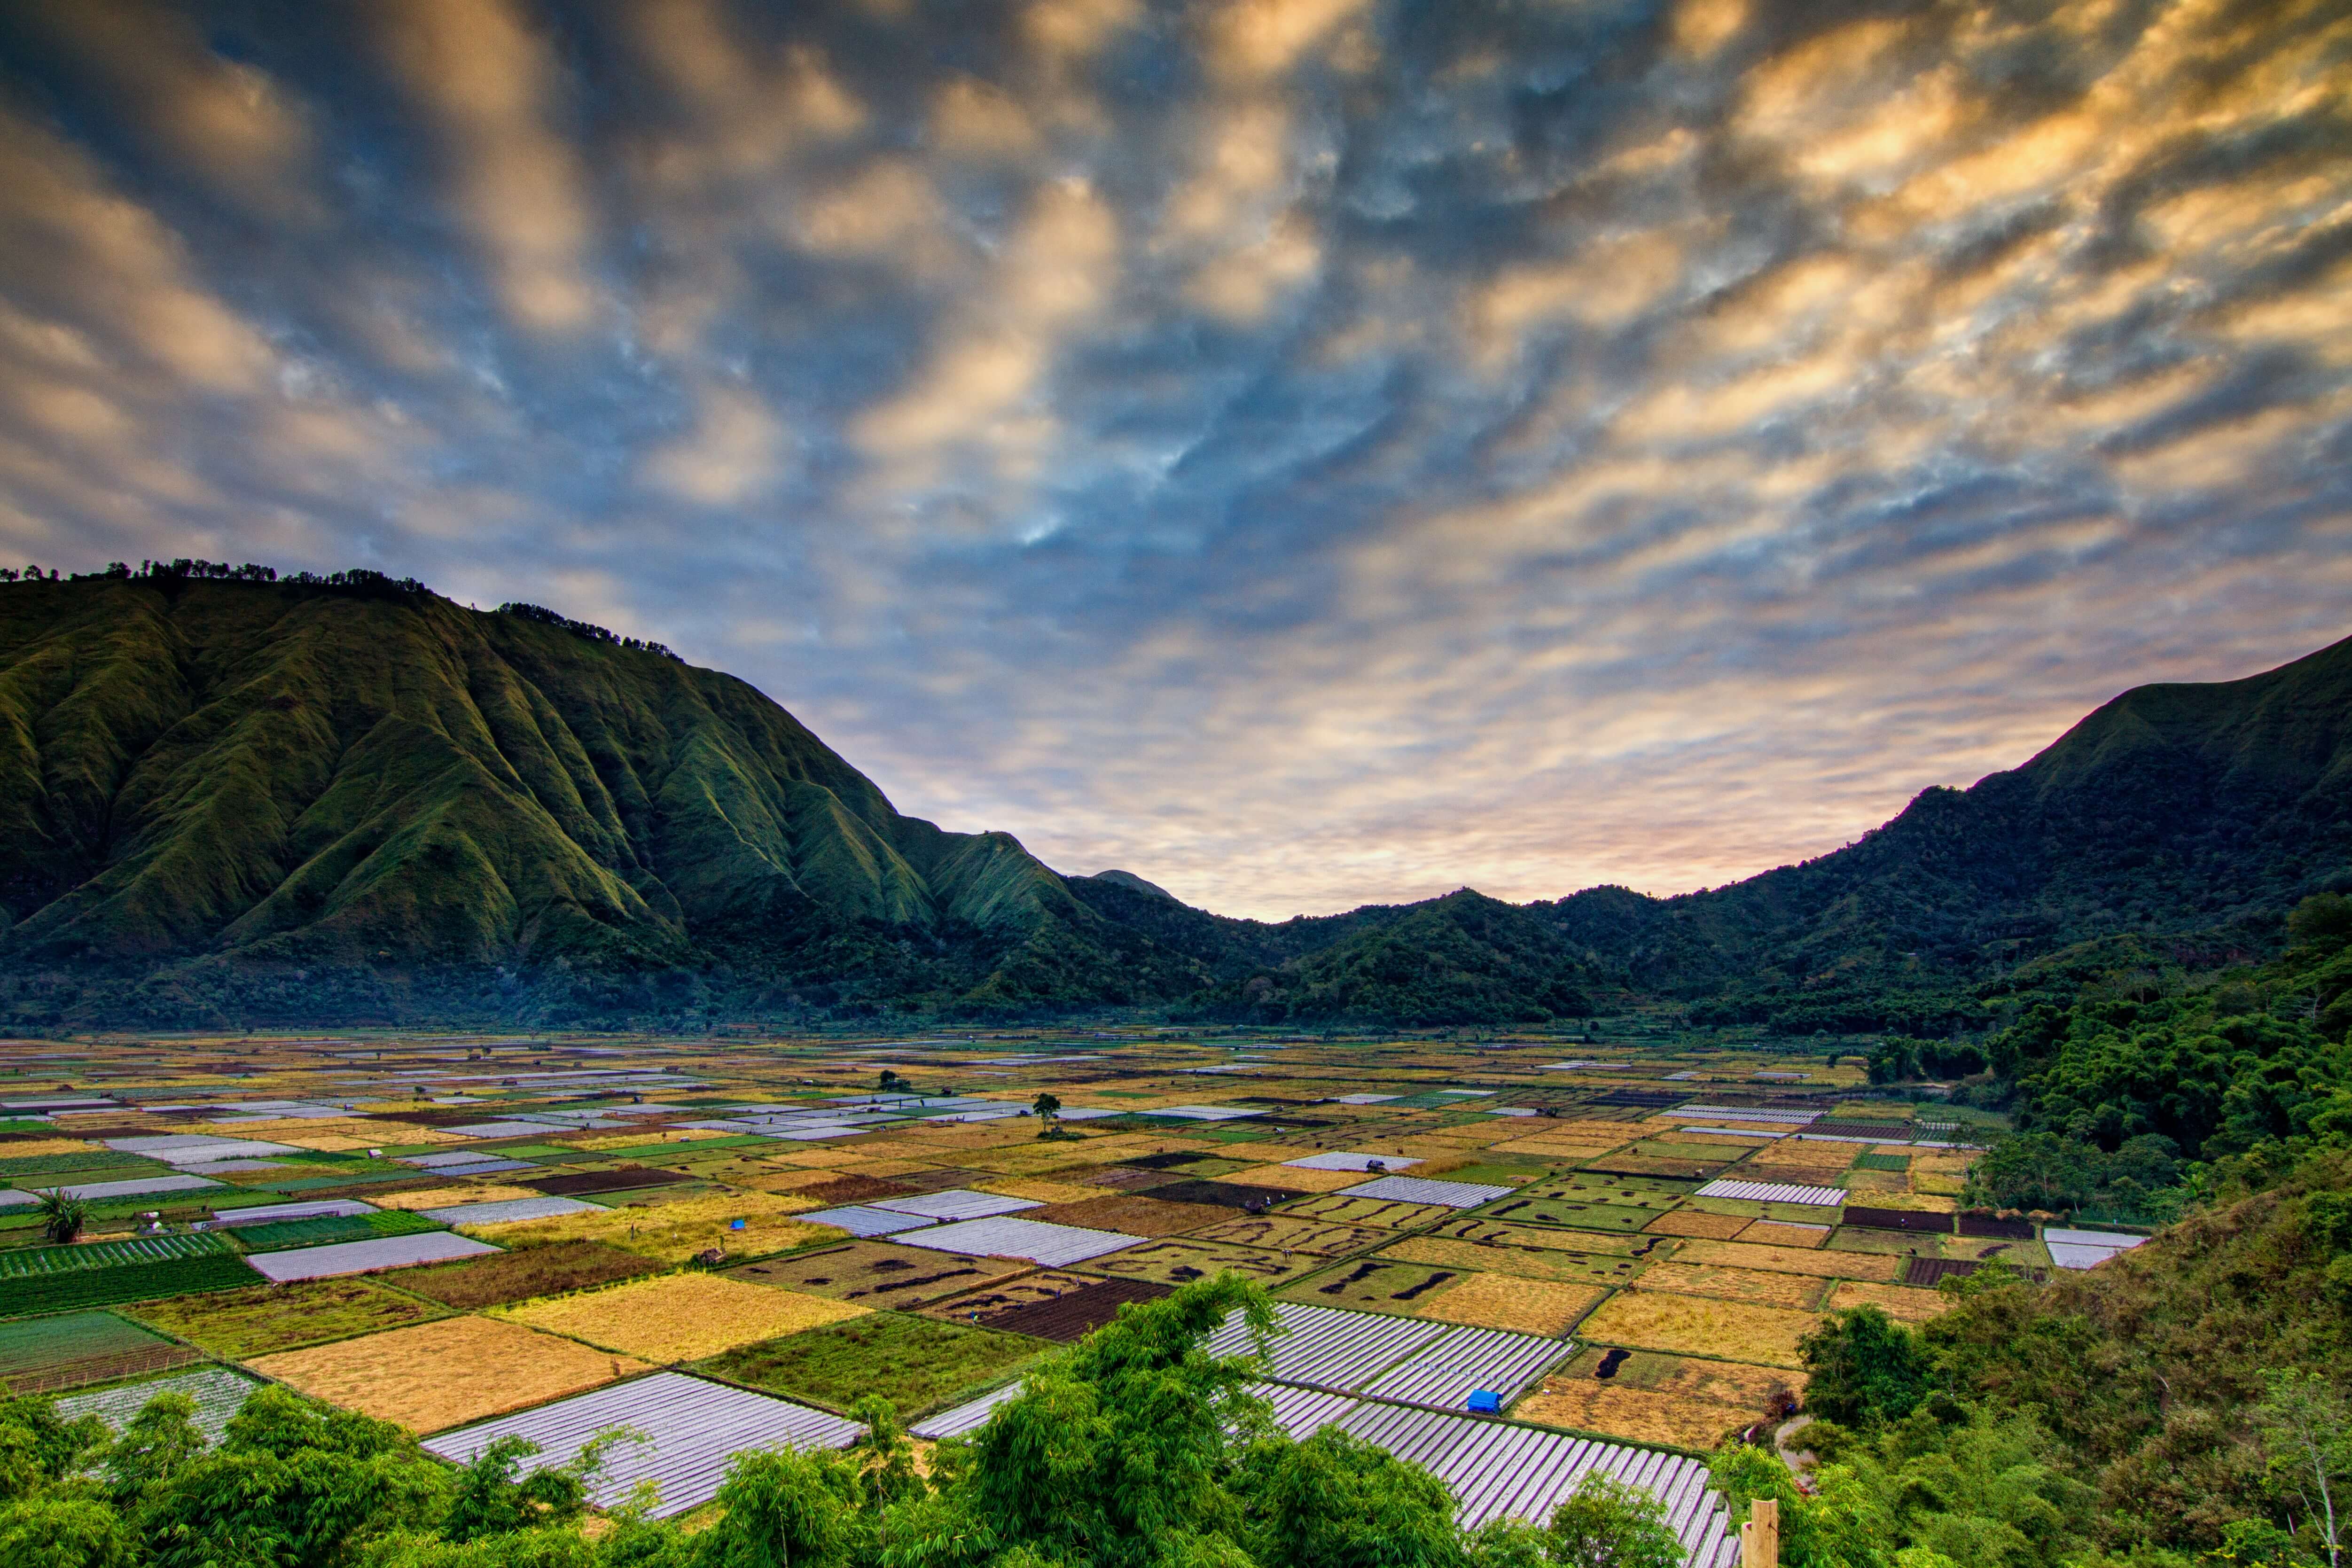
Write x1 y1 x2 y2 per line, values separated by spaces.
1738 1498 1779 1568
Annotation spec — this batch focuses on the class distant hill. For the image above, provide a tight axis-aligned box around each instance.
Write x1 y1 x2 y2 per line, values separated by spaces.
0 565 2343 1030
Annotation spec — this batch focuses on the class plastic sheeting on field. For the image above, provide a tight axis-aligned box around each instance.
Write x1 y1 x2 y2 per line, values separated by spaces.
423 1372 861 1519
798 1204 939 1237
916 1377 1738 1561
892 1216 1141 1266
1204 1302 1450 1390
2045 1227 2148 1270
246 1232 500 1281
59 1367 258 1445
1337 1175 1514 1209
1283 1151 1423 1172
1356 1324 1571 1409
869 1190 1041 1221
1692 1178 1846 1206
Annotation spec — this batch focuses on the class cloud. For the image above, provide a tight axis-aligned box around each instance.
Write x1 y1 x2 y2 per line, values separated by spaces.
24 0 316 219
851 177 1117 487
376 0 601 335
644 381 790 507
0 0 2345 920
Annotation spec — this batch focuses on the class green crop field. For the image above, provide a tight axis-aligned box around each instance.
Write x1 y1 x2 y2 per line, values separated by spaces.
130 1278 449 1358
0 1151 167 1178
0 1233 237 1277
701 1313 1040 1418
225 1211 443 1250
0 1311 172 1377
0 1251 261 1319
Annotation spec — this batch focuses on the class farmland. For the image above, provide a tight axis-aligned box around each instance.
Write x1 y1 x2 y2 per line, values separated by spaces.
130 1279 449 1357
702 1313 1040 1416
497 1272 868 1363
0 1020 2007 1478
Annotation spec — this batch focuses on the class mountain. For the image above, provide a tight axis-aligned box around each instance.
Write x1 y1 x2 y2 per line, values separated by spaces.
0 568 1201 1025
1525 632 2352 1029
1 564 2344 1030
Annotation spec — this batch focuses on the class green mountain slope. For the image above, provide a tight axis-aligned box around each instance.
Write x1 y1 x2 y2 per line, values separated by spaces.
1528 633 2352 1027
0 570 1116 1019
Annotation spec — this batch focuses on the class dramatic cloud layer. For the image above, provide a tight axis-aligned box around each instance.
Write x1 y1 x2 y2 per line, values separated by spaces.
0 0 2346 917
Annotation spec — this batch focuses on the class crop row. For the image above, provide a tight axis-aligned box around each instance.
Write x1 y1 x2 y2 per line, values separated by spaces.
0 1255 259 1319
0 1233 236 1278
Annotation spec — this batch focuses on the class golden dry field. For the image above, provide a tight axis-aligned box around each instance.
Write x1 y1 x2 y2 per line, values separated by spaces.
1578 1290 1824 1367
252 1316 650 1433
497 1272 867 1361
1516 1349 1796 1450
1823 1280 1951 1322
1412 1272 1603 1334
1671 1239 1902 1281
464 1190 828 1262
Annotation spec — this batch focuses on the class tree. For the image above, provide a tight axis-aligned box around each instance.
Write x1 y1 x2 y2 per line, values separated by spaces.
1235 1427 1466 1568
32 1190 86 1246
2255 1369 2352 1567
1032 1092 1061 1124
1543 1471 1684 1568
103 1393 203 1504
1799 1308 1930 1428
690 1445 860 1568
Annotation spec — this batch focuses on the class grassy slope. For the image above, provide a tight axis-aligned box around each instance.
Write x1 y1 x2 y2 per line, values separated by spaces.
0 577 1101 1009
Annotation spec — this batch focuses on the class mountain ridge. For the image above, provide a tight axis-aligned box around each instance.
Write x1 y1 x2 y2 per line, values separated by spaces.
0 564 2344 1030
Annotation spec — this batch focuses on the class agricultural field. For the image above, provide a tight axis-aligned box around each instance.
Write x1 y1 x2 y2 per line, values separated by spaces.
399 1240 666 1308
497 1272 867 1363
701 1313 1040 1416
0 1021 2015 1468
130 1279 449 1357
251 1316 653 1433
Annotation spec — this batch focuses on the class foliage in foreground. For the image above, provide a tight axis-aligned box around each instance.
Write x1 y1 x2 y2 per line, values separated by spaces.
0 1275 1686 1568
1734 1141 2352 1565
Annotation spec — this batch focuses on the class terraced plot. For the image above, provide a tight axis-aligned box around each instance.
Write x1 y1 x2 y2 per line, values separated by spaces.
1281 1259 1468 1313
1473 1197 1654 1232
1281 1194 1454 1229
1190 1215 1390 1256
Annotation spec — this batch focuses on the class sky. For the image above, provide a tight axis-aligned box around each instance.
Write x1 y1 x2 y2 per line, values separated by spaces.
0 0 2347 921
